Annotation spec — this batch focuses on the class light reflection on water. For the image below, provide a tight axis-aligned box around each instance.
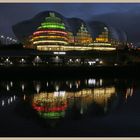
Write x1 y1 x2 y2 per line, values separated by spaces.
0 78 139 136
32 86 116 119
0 78 134 120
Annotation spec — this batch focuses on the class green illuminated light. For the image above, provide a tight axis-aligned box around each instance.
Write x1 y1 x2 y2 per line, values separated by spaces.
41 23 64 27
38 25 65 29
38 111 65 119
32 13 68 47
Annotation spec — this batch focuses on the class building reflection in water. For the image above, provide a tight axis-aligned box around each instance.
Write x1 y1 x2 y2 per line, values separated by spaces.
125 88 133 100
32 91 67 119
0 78 135 122
32 85 117 120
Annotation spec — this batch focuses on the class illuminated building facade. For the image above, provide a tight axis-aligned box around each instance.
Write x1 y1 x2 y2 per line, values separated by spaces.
75 24 92 46
95 27 109 43
13 11 128 52
31 12 68 51
89 21 127 51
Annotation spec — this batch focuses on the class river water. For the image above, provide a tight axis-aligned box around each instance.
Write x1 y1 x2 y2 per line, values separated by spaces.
0 78 139 136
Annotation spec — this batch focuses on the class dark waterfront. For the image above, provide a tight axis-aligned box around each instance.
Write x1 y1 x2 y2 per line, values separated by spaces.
0 77 140 137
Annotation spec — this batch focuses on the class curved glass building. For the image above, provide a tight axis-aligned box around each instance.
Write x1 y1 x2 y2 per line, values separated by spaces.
13 11 128 52
31 12 68 51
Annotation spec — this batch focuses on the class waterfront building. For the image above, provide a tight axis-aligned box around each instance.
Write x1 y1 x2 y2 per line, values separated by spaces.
75 23 92 46
31 12 68 51
12 11 128 53
95 26 109 43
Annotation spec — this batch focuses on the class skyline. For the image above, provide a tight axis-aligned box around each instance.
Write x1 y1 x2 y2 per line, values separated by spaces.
0 3 140 43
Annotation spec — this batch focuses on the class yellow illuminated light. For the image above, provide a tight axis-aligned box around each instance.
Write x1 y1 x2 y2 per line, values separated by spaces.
31 36 68 41
75 24 93 45
90 43 112 46
36 45 116 51
33 40 68 45
33 86 116 108
93 47 116 51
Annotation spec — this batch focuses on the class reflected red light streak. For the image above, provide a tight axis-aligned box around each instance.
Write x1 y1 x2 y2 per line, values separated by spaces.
32 102 67 112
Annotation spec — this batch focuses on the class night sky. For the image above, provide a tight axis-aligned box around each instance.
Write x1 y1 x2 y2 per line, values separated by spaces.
0 3 140 43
